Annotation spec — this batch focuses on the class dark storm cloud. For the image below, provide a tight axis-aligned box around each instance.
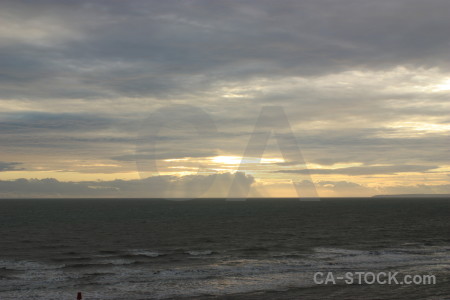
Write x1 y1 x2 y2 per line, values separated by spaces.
1 0 450 98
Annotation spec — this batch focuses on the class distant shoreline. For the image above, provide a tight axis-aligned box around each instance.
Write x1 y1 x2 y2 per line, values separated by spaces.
372 194 450 198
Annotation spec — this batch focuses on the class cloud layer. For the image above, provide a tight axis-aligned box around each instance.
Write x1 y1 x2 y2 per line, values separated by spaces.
1 0 450 196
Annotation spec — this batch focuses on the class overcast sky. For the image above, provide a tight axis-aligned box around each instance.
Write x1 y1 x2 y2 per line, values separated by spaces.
1 0 450 198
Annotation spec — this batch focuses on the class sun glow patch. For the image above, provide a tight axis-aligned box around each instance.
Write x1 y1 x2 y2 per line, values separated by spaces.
388 122 450 133
433 78 450 91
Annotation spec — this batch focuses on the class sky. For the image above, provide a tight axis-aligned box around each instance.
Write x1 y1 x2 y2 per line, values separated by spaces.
1 0 450 198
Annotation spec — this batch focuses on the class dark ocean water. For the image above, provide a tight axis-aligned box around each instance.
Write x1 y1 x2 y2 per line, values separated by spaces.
0 198 449 299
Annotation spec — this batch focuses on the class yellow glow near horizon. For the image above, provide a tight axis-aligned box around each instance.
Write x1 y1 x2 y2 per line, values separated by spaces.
210 156 284 165
306 162 363 169
0 171 141 181
163 158 189 162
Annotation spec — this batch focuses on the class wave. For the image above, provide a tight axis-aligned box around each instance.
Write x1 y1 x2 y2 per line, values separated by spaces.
241 247 270 252
310 245 450 271
0 260 62 272
125 248 215 257
98 250 119 255
51 256 93 262
1 244 449 300
185 250 214 256
127 249 164 258
62 259 138 269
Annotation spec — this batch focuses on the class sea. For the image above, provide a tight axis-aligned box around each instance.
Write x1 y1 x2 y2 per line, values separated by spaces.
0 198 449 299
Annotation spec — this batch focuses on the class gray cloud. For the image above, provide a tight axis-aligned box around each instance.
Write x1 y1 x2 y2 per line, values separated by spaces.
2 0 450 99
112 152 217 162
316 180 376 196
0 172 254 198
296 180 450 197
382 183 450 195
0 162 22 171
1 0 450 196
0 112 120 133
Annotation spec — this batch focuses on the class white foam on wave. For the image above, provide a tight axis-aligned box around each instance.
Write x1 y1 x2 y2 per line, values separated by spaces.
311 245 450 270
0 259 76 298
104 259 135 266
0 259 62 271
128 249 162 257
